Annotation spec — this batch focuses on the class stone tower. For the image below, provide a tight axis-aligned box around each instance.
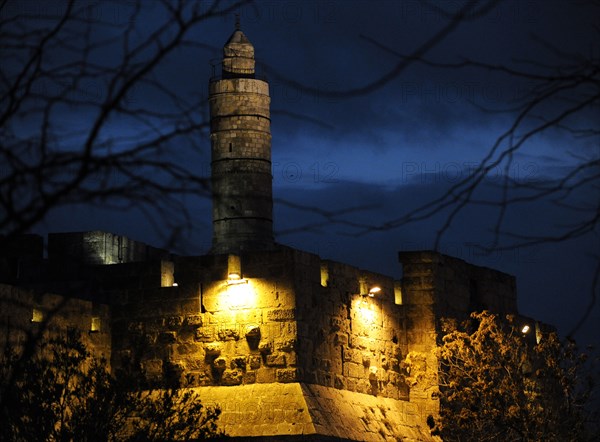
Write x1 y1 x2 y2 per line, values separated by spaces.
209 22 274 254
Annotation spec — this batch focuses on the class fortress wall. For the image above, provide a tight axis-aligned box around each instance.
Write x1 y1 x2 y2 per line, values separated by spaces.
295 256 410 401
110 249 302 387
0 284 111 362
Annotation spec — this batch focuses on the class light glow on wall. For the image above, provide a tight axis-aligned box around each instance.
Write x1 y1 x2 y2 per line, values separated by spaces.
355 298 377 325
226 279 255 309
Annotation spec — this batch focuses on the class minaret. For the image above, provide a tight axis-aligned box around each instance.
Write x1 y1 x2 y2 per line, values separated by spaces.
209 20 274 254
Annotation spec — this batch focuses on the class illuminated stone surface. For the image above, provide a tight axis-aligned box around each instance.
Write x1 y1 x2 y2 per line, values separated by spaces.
194 383 431 440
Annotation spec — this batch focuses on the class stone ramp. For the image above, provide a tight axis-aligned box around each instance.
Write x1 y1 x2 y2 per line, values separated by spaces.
192 383 434 441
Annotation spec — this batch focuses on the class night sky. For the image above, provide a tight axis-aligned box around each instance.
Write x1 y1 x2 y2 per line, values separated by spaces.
8 1 598 345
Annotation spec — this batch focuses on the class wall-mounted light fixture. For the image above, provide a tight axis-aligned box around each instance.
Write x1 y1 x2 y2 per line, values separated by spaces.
368 286 381 297
521 325 530 334
358 277 381 297
227 254 248 285
227 274 248 285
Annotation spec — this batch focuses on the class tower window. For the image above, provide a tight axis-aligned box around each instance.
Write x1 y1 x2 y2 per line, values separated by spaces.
229 143 232 152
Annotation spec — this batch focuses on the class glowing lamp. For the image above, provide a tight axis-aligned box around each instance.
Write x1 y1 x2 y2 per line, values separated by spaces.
368 286 381 297
172 282 178 287
521 325 530 334
227 272 247 285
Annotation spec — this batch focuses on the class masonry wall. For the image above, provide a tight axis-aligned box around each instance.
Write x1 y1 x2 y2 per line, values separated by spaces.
398 250 519 419
110 249 301 387
296 258 409 400
399 251 517 320
108 247 414 404
0 284 111 361
48 231 169 266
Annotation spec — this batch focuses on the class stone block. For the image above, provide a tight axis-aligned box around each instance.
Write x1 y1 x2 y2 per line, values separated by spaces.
258 341 272 354
266 308 295 321
231 356 246 370
166 315 183 329
277 338 296 352
158 331 176 344
141 359 162 376
348 362 362 379
334 332 348 346
204 342 222 357
256 367 275 383
185 314 203 326
217 327 240 341
222 369 243 385
330 317 343 332
362 353 371 367
248 355 261 369
213 357 227 371
347 377 357 392
244 370 257 384
265 353 286 367
276 368 299 383
176 343 201 356
195 329 214 342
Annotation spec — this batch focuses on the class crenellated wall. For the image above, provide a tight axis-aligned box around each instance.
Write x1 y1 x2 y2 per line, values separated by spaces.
1 234 525 440
0 283 111 363
296 258 409 400
47 231 169 266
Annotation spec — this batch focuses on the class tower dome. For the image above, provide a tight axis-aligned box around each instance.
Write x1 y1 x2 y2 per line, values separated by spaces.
222 24 255 78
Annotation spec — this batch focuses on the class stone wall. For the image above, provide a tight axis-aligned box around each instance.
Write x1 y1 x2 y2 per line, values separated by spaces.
1 233 523 440
398 250 519 420
0 284 111 361
296 258 409 401
48 231 169 266
399 251 517 320
110 249 301 387
109 247 413 403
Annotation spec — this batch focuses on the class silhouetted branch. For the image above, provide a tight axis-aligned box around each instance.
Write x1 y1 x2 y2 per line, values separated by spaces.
1 0 251 246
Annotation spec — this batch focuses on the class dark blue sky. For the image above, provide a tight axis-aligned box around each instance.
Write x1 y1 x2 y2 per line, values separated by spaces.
12 0 598 344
